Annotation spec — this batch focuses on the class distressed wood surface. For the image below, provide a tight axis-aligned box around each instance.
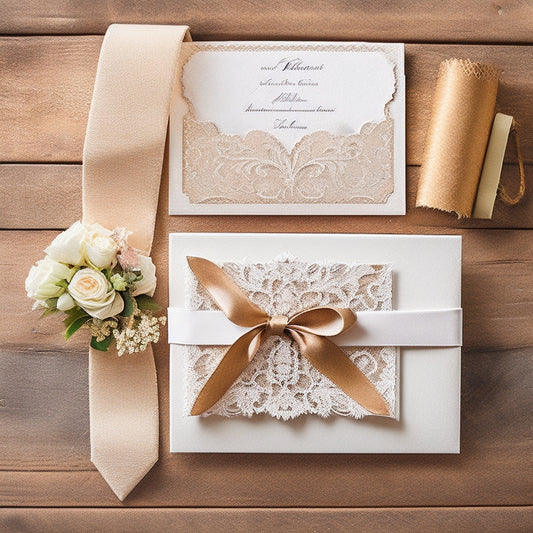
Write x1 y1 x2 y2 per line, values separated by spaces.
1 163 531 230
1 38 532 165
2 224 532 506
1 346 531 507
1 0 533 44
1 507 533 533
1 1 532 527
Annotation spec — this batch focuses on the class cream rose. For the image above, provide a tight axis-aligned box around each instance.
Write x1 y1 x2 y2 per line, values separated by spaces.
57 292 76 311
45 221 87 266
68 268 124 319
132 254 157 297
25 256 76 301
83 223 119 269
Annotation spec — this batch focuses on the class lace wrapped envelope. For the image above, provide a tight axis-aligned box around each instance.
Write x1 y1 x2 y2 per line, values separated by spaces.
168 233 462 454
177 255 397 421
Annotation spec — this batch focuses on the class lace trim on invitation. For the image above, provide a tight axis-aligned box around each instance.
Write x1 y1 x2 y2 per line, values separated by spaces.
182 115 394 204
182 255 397 420
180 42 398 205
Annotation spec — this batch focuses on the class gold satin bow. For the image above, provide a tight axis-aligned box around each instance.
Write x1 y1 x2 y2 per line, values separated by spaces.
187 256 390 416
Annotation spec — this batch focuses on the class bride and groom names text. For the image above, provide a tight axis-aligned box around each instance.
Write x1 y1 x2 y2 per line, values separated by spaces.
246 57 336 130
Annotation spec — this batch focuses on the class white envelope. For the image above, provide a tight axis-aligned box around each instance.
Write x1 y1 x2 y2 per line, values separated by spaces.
169 233 461 453
169 42 405 215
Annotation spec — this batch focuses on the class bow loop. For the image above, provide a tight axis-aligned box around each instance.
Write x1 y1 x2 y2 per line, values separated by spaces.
187 257 390 417
288 307 356 337
187 256 269 327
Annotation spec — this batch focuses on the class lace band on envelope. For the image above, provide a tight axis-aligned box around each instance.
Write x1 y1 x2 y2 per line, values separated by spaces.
180 43 399 205
178 255 397 420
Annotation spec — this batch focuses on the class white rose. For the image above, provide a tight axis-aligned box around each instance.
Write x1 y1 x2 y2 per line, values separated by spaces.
45 221 87 266
68 268 124 319
132 254 157 297
83 223 119 269
25 256 76 301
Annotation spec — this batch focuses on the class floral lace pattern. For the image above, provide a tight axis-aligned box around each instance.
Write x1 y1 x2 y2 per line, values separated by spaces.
180 255 397 420
182 116 394 204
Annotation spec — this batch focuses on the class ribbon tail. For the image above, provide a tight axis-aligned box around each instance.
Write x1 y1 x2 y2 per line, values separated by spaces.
89 344 158 501
191 326 264 416
291 331 390 416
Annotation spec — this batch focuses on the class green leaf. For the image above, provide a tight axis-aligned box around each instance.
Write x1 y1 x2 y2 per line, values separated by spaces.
54 279 69 289
121 291 134 317
41 307 60 319
124 271 142 285
135 294 162 311
63 307 90 329
45 297 59 309
65 315 91 340
90 335 114 351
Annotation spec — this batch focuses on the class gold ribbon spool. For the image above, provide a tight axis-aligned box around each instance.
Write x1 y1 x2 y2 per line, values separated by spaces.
417 59 501 218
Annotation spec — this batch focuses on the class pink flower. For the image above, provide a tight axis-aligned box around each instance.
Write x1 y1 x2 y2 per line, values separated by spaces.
111 227 139 271
118 246 139 271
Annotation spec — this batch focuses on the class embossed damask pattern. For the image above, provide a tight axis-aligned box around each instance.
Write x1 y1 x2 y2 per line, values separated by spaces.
179 256 397 420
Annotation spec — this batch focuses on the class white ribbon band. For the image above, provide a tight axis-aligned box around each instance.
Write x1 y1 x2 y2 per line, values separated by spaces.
168 308 463 347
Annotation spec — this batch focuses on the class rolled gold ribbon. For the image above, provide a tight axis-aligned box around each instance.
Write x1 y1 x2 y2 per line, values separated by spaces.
416 59 501 217
187 256 391 417
83 24 190 500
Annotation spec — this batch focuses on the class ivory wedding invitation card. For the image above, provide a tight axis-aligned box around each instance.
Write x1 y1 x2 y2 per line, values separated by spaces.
169 42 405 215
168 233 462 453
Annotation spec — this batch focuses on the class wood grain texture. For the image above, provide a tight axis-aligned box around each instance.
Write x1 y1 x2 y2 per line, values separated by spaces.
0 37 100 162
2 225 532 506
1 507 532 532
1 11 532 518
0 165 81 229
2 163 531 230
1 38 532 164
1 346 531 506
1 0 532 44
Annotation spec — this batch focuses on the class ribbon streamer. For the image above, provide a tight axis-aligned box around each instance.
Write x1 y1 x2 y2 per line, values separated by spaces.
187 256 391 417
83 24 190 501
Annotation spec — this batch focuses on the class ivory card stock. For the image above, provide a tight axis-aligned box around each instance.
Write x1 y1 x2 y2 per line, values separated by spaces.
169 42 405 215
168 233 462 453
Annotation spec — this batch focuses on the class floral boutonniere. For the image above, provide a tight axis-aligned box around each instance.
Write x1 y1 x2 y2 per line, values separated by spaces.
25 221 166 355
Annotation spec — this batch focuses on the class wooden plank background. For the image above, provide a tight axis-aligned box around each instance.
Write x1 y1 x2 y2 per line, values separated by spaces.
1 1 532 530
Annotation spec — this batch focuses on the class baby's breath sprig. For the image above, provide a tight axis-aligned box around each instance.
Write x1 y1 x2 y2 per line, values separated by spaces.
113 312 167 356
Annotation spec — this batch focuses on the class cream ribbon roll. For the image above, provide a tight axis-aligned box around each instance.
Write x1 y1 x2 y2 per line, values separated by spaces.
472 113 514 219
